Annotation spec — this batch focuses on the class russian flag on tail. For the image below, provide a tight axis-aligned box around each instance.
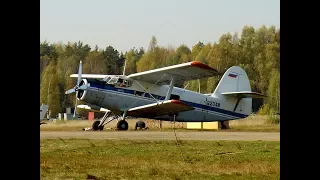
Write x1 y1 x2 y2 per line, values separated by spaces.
228 72 238 78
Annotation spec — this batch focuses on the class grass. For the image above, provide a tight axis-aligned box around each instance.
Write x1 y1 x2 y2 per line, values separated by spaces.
40 115 280 132
40 139 280 180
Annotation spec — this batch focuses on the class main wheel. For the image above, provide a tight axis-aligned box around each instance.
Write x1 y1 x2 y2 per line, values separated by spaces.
92 121 104 131
117 120 129 131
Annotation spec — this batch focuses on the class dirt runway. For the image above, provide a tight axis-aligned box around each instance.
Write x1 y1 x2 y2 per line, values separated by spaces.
40 131 280 141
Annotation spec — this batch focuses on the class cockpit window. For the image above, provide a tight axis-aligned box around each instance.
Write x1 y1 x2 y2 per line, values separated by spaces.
107 77 119 85
103 76 111 82
107 77 132 87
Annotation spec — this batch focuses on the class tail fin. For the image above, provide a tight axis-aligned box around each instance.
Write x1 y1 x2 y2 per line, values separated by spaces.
212 66 265 117
213 66 251 95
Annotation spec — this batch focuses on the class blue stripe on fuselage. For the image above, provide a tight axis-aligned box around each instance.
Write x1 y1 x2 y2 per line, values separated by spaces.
89 83 247 118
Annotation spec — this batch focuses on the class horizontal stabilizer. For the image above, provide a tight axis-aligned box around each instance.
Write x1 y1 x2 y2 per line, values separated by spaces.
77 104 110 112
221 91 266 98
127 100 194 118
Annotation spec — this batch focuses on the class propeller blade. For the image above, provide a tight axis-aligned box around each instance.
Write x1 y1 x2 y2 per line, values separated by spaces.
73 91 78 118
77 61 82 86
74 61 82 118
65 88 76 94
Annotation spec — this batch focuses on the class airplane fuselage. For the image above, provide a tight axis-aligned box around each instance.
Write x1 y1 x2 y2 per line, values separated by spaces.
78 77 248 122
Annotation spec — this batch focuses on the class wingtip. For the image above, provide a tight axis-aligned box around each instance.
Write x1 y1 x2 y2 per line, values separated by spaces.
171 100 186 105
191 61 217 71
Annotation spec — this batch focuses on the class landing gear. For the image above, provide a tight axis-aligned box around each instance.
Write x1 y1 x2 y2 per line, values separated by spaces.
135 120 146 130
91 110 114 131
90 110 129 131
117 111 128 130
117 120 129 130
92 120 104 131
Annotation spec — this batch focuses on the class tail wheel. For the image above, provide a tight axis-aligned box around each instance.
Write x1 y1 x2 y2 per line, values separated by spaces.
135 120 146 130
117 120 129 131
92 121 104 131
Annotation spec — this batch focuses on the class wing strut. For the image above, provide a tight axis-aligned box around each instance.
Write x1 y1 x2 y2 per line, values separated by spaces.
165 76 175 100
131 73 167 103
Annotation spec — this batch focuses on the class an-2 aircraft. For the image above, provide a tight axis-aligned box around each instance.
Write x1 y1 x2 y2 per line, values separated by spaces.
65 61 266 131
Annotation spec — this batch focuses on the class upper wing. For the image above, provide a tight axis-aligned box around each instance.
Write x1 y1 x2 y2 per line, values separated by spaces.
70 74 108 79
221 91 267 98
127 100 194 118
128 61 219 84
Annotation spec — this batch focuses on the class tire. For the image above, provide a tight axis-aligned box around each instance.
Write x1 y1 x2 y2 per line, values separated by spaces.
92 121 101 131
117 120 129 131
135 120 146 130
99 125 104 131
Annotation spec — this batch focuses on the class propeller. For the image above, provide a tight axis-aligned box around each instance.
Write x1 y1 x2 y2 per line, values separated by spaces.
65 61 87 118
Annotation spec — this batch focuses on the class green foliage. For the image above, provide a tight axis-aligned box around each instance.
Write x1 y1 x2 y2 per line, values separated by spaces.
83 50 106 74
124 47 144 75
148 35 157 51
267 114 280 124
267 70 280 113
257 104 270 115
40 61 61 117
40 41 57 59
103 46 124 74
258 104 280 124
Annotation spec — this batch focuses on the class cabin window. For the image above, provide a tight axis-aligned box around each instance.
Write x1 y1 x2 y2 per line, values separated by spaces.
136 91 144 96
107 77 132 87
123 79 131 87
118 79 132 87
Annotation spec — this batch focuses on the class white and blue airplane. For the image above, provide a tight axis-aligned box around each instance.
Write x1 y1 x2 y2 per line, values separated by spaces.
65 61 266 131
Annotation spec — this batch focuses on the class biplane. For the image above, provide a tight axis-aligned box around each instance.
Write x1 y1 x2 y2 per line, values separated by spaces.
65 61 265 130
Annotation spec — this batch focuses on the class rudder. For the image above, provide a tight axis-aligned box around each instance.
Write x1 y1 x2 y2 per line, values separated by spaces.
213 66 251 95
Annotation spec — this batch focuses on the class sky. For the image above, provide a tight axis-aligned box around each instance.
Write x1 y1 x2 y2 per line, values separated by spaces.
40 0 280 53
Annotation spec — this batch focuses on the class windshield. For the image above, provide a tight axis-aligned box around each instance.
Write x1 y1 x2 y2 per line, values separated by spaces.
103 76 111 82
107 77 119 85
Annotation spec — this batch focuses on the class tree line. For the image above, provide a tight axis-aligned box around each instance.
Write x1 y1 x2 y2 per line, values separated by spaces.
40 25 280 118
